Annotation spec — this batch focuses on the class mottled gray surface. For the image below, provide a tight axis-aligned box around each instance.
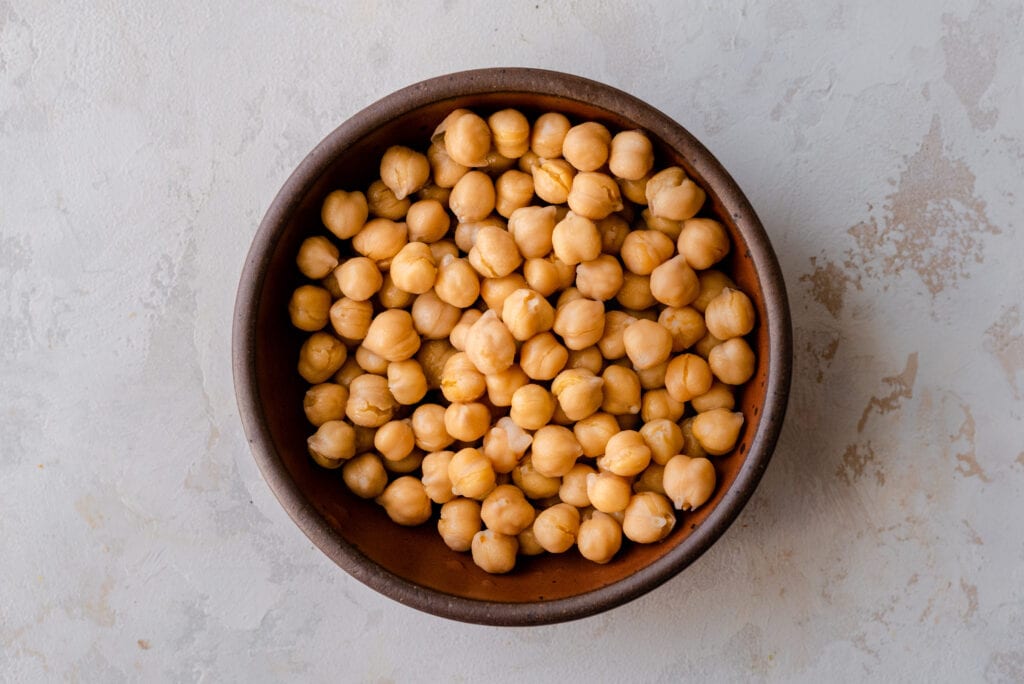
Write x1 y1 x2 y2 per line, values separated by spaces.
2 1 1023 681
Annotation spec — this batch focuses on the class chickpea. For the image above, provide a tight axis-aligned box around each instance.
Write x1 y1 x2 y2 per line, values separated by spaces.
449 171 496 223
418 183 452 205
620 230 675 275
448 447 496 500
494 169 534 218
289 285 332 331
664 353 714 404
510 384 556 431
416 339 455 390
679 417 708 459
334 357 364 388
322 189 369 240
677 218 729 270
649 255 700 308
659 306 706 352
444 402 491 442
562 122 611 172
693 269 736 312
523 256 575 296
586 471 633 513
383 449 424 475
508 205 556 258
567 172 624 221
376 476 432 526
533 503 580 553
438 352 485 403
485 364 529 407
645 167 705 221
435 109 490 167
708 337 756 385
482 416 533 473
296 236 340 279
335 257 383 302
573 412 618 458
479 273 528 312
471 529 518 573
597 214 631 255
517 149 541 174
704 288 756 340
486 108 530 158
346 373 397 427
362 309 420 362
597 430 651 477
516 523 545 556
430 239 459 263
512 456 562 499
366 179 410 220
556 286 585 308
427 142 469 188
351 425 375 455
616 271 657 310
692 408 744 455
405 199 451 243
412 403 455 452
352 218 407 262
501 288 555 341
571 510 621 564
405 293 458 343
433 256 480 309
377 272 414 309
552 368 604 421
321 271 344 300
637 360 668 390
449 309 483 351
608 130 654 180
388 242 437 295
691 381 736 413
633 463 666 495
529 425 583 478
617 174 650 205
519 332 568 381
595 311 635 360
532 158 576 205
639 418 685 466
298 332 347 383
641 208 683 241
307 419 356 463
552 297 605 350
481 484 536 536
464 309 516 375
355 345 389 374
551 212 602 265
575 255 623 302
559 463 595 508
421 450 456 504
304 383 350 427
600 365 642 416
621 492 676 543
663 455 716 511
468 225 522 279
528 112 569 157
370 419 414 463
379 145 430 200
438 498 481 551
383 360 425 406
694 331 724 359
621 318 674 371
342 452 388 499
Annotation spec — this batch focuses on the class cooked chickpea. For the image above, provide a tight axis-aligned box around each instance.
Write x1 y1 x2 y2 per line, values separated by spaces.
639 418 685 466
389 242 436 294
691 381 736 413
597 214 630 255
510 384 556 431
665 353 714 403
438 352 485 403
527 112 568 157
551 212 602 265
346 373 397 427
341 452 388 498
552 297 605 350
471 529 518 573
620 230 675 275
465 309 516 375
645 167 705 221
704 288 755 340
322 189 369 239
377 272 414 309
608 130 654 180
479 273 527 311
598 430 651 477
412 403 455 452
616 271 657 309
307 419 356 463
708 337 756 385
303 383 349 427
621 319 674 371
596 311 635 360
586 471 633 513
366 179 410 220
571 412 616 458
679 416 708 459
659 306 706 352
556 286 585 308
420 450 456 504
576 511 621 564
663 455 716 511
519 332 568 381
649 255 700 308
354 427 379 456
633 463 666 495
617 174 650 205
559 463 595 508
374 420 415 463
694 331 724 359
407 293 458 342
404 200 449 245
641 208 682 240
430 239 459 263
637 361 668 390
677 219 729 270
355 345 389 374
380 145 429 200
516 523 545 556
621 492 676 543
335 257 383 302
448 447 497 500
567 172 623 221
485 364 529 407
552 368 605 421
444 401 491 442
575 255 624 301
333 357 363 389
376 476 432 526
562 122 611 172
523 256 573 296
468 225 522 279
693 270 736 312
532 503 580 553
415 339 455 390
528 425 583 478
431 258 479 310
298 332 347 383
512 456 562 499
486 108 530 158
362 309 420 362
436 109 491 167
418 183 452 205
562 347 600 376
599 366 640 417
481 485 536 536
482 417 532 473
382 449 424 474
692 408 744 455
508 205 556 258
352 217 407 262
427 141 469 188
449 309 483 351
494 169 534 218
289 285 332 331
449 170 496 223
438 498 481 551
501 288 555 341
532 158 576 205
296 236 340 279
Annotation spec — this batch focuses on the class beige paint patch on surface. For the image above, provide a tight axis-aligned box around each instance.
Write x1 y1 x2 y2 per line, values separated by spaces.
803 329 840 384
859 353 919 432
950 401 990 482
836 442 884 486
983 305 1024 398
799 256 859 317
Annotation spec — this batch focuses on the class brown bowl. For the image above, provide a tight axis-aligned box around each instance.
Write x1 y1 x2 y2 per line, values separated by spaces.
233 68 791 625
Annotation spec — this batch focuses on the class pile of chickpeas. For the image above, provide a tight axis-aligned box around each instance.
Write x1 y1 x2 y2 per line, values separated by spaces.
288 107 756 574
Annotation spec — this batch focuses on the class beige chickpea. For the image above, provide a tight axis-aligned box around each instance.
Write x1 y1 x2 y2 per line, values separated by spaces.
335 257 383 302
693 270 736 312
562 122 611 172
434 256 480 309
512 456 562 499
377 272 414 309
524 256 574 296
374 420 415 462
599 365 642 416
367 179 411 220
567 172 624 221
376 476 432 526
532 158 576 205
471 529 518 574
620 230 675 275
704 288 755 340
551 212 602 265
304 383 350 427
421 450 456 503
440 352 486 403
411 403 455 452
307 419 356 463
289 285 332 331
517 149 542 174
448 447 497 500
481 484 536 536
453 217 490 253
608 130 654 181
438 498 481 551
552 298 605 350
596 311 635 360
449 171 496 223
694 331 724 359
383 449 424 475
637 361 668 390
415 339 455 390
642 208 683 241
487 108 530 158
559 463 596 508
597 214 631 255
530 425 583 478
296 236 340 279
321 271 344 300
354 425 381 456
346 373 397 427
575 255 624 302
620 318 674 371
479 273 528 312
444 402 491 442
616 271 657 310
379 145 430 200
501 288 555 341
621 492 676 543
519 332 568 381
449 309 483 351
494 169 534 218
406 199 451 243
341 452 388 499
659 306 706 352
598 430 651 477
708 337 756 385
649 255 700 308
678 218 730 269
679 416 708 459
508 205 556 258
468 226 522 279
617 174 650 205
665 353 713 403
577 511 622 564
385 359 427 406
563 347 601 375
417 183 452 205
510 384 556 431
485 364 529 407
298 332 348 383
352 217 407 262
362 309 420 362
555 286 585 308
389 242 436 294
586 471 633 513
516 523 545 556
663 455 717 511
639 418 685 466
692 408 744 455
429 239 459 263
691 381 736 413
322 189 369 240
645 167 705 221
529 112 570 157
427 141 469 188
465 309 516 375
409 291 459 341
633 463 666 495
482 417 533 473
484 148 516 176
551 368 605 421
572 412 617 458
435 109 491 167
532 503 580 553
355 345 389 374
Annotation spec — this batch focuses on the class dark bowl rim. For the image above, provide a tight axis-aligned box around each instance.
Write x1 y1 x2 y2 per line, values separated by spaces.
232 67 792 626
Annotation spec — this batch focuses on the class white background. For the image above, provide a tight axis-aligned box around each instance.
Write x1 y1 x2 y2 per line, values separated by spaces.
2 1 1023 681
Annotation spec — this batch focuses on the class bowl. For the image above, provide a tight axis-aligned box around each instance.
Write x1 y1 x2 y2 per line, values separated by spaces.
233 67 792 625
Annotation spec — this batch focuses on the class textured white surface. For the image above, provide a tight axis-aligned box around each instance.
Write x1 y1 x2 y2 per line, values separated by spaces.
2 0 1023 681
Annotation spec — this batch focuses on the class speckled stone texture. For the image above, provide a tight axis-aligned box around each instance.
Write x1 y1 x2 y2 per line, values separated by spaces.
2 1 1022 681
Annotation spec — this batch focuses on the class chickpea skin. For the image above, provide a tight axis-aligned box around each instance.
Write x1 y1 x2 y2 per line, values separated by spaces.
649 255 700 308
616 272 657 310
608 130 655 181
574 412 620 458
598 430 652 477
620 229 675 275
519 332 569 381
289 285 332 331
622 492 676 543
708 337 756 385
501 288 555 341
342 452 388 499
532 503 581 553
448 447 497 500
704 288 756 340
449 309 483 351
366 179 410 220
481 484 536 536
622 319 674 370
471 530 518 574
645 167 706 221
586 471 633 513
530 425 583 478
551 212 602 265
406 199 451 243
362 309 421 362
659 306 707 352
389 242 436 294
449 171 496 223
298 332 347 383
639 418 685 466
346 373 397 427
508 205 556 258
322 189 369 240
512 456 562 499
678 218 730 269
494 169 535 218
440 352 487 403
421 450 456 504
488 108 530 158
376 477 432 526
296 236 340 279
379 145 430 200
465 309 517 375
692 408 745 455
598 311 636 360
601 365 642 415
559 463 596 508
307 420 356 463
335 257 383 302
434 256 481 308
438 498 481 551
567 172 624 220
352 218 407 262
532 158 576 205
552 368 605 421
479 273 528 312
665 353 714 403
437 109 491 167
411 403 455 452
444 402 491 442
663 455 717 511
562 122 611 172
510 384 556 431
482 417 532 474
468 225 522 279
530 112 571 157
575 255 624 301
303 383 350 426
577 511 623 564
553 298 606 350
427 141 469 188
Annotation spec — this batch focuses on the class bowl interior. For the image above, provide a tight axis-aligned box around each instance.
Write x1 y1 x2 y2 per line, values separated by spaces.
239 74 788 624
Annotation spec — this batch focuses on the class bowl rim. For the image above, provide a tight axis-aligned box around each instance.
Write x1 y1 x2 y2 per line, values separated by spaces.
232 67 792 626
